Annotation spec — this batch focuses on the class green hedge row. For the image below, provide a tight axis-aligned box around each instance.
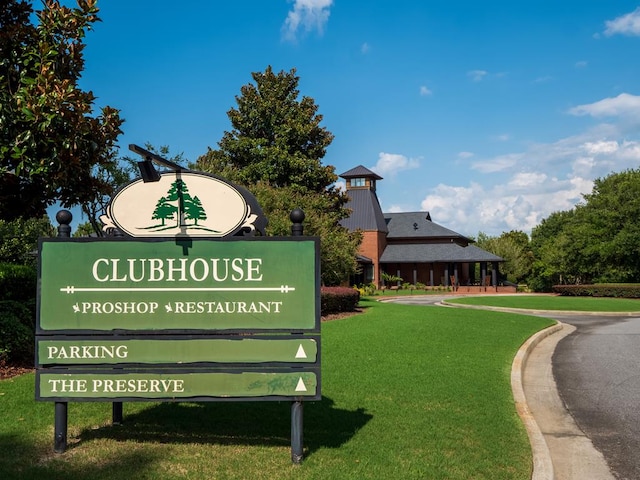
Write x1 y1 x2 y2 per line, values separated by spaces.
552 284 640 298
0 263 37 302
0 300 35 366
0 263 37 366
321 286 360 315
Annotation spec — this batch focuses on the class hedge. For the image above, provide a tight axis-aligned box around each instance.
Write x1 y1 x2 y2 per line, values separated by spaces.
0 263 37 302
0 300 35 366
552 284 640 298
321 286 360 315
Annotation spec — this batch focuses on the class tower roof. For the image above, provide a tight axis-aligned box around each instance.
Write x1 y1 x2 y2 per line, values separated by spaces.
339 165 382 180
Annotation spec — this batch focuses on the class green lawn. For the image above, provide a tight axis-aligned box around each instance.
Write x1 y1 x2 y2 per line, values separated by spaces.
447 294 640 312
0 300 553 480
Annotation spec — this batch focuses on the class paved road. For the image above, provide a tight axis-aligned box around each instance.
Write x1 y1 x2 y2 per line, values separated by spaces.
550 314 640 480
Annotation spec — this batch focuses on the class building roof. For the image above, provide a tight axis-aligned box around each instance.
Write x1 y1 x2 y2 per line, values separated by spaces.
341 188 388 232
384 211 472 243
339 165 383 180
379 243 503 263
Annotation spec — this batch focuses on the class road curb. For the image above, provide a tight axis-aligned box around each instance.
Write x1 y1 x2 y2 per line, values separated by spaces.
512 322 563 480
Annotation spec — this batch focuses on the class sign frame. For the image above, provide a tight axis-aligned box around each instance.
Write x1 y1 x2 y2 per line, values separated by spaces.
36 236 321 335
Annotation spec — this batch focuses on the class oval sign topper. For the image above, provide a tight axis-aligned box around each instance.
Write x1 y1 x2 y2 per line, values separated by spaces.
100 172 265 238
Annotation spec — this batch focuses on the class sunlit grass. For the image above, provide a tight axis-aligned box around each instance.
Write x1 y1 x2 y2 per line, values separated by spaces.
0 300 552 479
447 295 640 312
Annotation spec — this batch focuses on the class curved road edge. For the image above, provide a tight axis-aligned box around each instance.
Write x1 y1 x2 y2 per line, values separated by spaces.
511 323 562 480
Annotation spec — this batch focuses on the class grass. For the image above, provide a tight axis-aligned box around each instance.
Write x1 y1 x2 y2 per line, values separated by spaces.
447 295 640 312
0 300 553 479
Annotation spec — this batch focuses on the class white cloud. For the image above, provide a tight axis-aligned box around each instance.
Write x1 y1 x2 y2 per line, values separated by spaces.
604 7 640 36
467 70 488 82
568 93 640 118
415 131 640 236
282 0 333 42
458 151 474 159
472 153 522 173
361 42 370 54
575 60 588 68
419 85 432 96
370 152 420 177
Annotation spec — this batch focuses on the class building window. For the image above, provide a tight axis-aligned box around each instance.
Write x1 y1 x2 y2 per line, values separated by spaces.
351 177 366 187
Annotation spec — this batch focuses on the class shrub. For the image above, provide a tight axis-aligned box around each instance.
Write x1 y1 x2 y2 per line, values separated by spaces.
321 286 360 315
0 216 55 266
552 284 640 298
0 263 37 302
0 301 35 366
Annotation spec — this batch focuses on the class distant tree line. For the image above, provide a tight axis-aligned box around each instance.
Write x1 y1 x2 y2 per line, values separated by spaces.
475 168 640 291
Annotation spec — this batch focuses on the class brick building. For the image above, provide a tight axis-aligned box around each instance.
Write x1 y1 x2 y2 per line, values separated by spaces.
339 165 505 290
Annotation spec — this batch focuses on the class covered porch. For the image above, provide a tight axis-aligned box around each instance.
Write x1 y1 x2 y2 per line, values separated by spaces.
377 243 507 292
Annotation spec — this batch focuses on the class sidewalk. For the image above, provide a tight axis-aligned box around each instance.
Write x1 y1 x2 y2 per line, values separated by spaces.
517 323 614 480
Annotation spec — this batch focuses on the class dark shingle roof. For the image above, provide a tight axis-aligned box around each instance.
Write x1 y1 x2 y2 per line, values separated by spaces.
379 243 503 263
340 188 388 232
384 212 472 242
339 165 382 180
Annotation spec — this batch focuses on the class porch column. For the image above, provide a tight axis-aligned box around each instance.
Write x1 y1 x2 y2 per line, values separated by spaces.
429 264 434 287
413 263 417 285
444 265 449 287
492 262 498 288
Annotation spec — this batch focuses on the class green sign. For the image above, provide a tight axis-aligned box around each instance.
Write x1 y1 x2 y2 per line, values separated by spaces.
38 238 319 332
37 370 319 400
37 337 318 365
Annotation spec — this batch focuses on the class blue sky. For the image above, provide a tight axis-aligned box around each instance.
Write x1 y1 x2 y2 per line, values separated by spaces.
59 0 640 237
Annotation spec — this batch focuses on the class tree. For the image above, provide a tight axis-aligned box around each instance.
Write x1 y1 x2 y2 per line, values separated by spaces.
0 215 54 266
0 0 123 221
475 230 533 284
196 66 335 191
528 168 640 290
151 197 177 226
184 196 206 225
195 66 361 285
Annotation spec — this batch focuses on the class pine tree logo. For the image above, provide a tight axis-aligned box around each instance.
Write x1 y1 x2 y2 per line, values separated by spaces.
143 179 218 232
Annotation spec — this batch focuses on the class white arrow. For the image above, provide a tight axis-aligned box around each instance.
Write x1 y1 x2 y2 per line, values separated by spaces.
295 344 308 359
295 377 307 392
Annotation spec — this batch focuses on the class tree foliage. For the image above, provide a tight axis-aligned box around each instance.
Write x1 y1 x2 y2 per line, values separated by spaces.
195 66 361 285
0 215 54 265
0 0 123 221
475 230 533 284
529 168 640 290
196 66 335 191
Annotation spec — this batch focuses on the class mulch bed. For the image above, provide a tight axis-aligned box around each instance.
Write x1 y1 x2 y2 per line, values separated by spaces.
0 360 33 380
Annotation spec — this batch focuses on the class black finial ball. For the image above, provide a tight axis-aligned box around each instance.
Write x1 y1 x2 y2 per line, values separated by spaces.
290 208 305 223
56 209 73 225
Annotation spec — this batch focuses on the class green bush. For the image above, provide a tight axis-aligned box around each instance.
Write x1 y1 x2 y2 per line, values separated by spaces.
321 286 360 315
0 301 35 366
552 284 640 298
0 263 37 302
0 216 55 266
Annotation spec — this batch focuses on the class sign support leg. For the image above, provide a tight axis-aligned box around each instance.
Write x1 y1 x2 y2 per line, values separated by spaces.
112 402 123 425
291 400 304 464
54 401 68 453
